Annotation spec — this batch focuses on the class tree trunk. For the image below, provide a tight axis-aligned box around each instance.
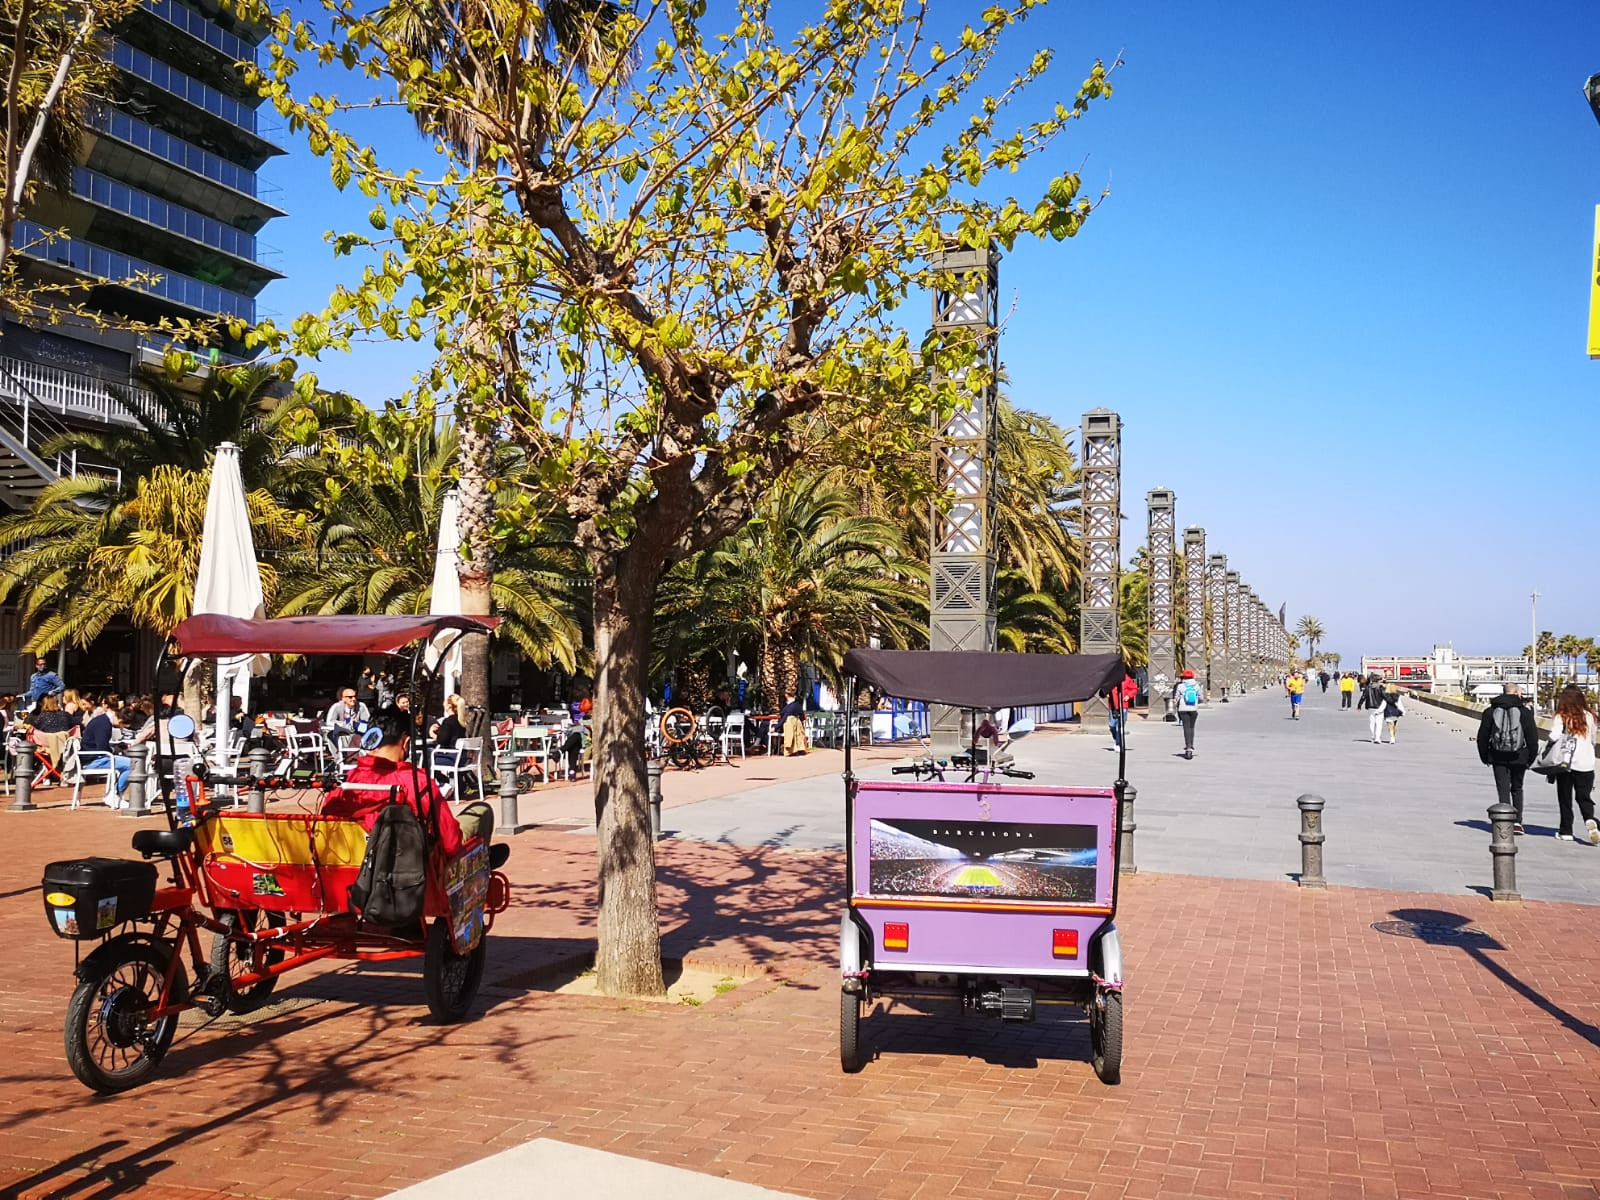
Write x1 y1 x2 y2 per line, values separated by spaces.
456 409 494 715
590 552 665 998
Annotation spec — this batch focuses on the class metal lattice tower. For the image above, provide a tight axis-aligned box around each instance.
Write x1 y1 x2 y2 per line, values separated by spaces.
928 245 1001 750
1225 572 1242 697
1245 590 1261 689
1079 409 1122 723
1182 527 1206 681
1207 553 1229 697
1145 490 1177 711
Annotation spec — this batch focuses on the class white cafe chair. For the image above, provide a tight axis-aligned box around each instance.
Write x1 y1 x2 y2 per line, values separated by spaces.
434 736 484 799
719 711 746 761
67 742 117 809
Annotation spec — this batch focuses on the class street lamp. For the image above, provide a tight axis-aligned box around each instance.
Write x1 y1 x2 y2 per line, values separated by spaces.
1586 74 1600 127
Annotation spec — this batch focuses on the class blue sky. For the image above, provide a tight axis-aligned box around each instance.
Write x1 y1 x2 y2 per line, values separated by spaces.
258 0 1600 658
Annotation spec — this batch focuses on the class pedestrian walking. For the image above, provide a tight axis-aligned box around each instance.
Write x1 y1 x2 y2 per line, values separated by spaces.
1380 684 1405 743
1171 669 1202 759
1542 684 1599 844
1318 670 1330 694
1476 683 1538 833
1285 670 1305 719
1362 674 1387 741
25 657 64 712
1339 672 1356 709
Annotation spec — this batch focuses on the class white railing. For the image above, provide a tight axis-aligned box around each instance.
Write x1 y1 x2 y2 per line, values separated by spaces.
0 356 154 449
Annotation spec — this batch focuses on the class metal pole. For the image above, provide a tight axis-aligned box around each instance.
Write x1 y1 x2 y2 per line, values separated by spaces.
8 743 37 811
647 758 664 840
121 751 149 819
1116 780 1136 874
247 744 270 813
1296 793 1326 888
495 749 529 836
1488 801 1520 901
1530 589 1539 712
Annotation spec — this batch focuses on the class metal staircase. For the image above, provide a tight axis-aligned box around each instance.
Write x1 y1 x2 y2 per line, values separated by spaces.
0 356 146 510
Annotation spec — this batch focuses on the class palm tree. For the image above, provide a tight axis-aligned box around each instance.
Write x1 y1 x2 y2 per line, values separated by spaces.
1295 615 1325 663
0 462 305 653
1557 633 1582 684
373 0 632 716
655 476 926 708
40 363 314 499
277 418 586 674
1117 549 1147 668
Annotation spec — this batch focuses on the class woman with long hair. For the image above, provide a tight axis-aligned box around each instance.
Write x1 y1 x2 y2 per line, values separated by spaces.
1549 684 1599 844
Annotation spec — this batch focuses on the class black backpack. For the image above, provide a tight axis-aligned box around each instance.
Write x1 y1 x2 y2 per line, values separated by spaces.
349 797 428 927
1488 705 1525 757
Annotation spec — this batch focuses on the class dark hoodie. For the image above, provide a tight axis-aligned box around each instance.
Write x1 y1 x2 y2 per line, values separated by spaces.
1476 693 1539 767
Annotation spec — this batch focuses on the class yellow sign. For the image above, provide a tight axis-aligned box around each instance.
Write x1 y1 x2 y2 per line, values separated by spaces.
1589 206 1600 359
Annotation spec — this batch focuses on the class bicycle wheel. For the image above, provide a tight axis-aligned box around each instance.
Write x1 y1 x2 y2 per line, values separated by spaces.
211 909 286 1014
667 741 694 769
660 707 696 745
691 736 717 769
64 939 184 1094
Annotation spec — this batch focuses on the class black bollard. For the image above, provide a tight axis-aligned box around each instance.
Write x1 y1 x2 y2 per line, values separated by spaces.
8 742 37 812
1116 780 1136 874
647 758 665 840
1487 801 1520 902
494 750 529 835
121 752 149 819
248 744 271 814
1296 793 1326 888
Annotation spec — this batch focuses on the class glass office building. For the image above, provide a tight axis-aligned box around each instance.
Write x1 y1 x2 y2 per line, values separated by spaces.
10 0 285 362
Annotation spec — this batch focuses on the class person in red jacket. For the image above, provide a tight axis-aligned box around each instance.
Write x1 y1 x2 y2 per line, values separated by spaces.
322 707 491 856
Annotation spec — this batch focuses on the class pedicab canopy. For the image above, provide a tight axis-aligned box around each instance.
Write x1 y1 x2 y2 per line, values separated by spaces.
842 649 1129 710
169 613 501 658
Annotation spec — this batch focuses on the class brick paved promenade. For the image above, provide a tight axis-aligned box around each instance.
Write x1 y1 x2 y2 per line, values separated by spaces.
4 777 1600 1200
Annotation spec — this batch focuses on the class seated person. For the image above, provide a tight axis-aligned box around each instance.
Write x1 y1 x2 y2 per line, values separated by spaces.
79 700 131 801
322 706 492 855
430 693 466 751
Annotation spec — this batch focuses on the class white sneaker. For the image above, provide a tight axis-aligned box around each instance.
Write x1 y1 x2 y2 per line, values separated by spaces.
1587 819 1600 846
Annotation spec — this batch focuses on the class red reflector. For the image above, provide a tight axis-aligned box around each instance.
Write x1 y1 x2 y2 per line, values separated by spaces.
1052 929 1079 958
883 922 909 951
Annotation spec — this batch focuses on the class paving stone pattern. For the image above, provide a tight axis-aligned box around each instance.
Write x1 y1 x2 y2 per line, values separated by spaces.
664 687 1600 905
3 804 1600 1199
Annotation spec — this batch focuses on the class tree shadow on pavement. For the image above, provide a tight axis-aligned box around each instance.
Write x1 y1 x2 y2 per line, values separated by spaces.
1388 907 1600 1052
0 992 569 1200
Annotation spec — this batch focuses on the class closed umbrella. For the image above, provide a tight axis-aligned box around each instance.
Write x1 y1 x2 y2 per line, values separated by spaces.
193 442 268 769
426 489 464 696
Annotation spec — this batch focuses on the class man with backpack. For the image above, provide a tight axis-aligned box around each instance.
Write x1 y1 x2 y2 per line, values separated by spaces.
322 706 492 856
1171 669 1203 759
1476 683 1540 834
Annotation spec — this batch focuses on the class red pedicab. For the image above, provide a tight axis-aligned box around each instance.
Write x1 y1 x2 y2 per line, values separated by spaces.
40 614 512 1093
837 648 1131 1082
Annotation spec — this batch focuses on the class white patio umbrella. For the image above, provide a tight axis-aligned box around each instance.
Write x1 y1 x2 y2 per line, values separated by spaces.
425 489 465 696
193 442 269 768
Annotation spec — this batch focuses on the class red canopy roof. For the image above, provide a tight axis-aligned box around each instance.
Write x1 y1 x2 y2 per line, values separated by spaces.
170 614 501 657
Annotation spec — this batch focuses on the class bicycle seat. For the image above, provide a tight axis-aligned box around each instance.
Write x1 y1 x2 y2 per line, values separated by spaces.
489 843 510 870
132 828 194 859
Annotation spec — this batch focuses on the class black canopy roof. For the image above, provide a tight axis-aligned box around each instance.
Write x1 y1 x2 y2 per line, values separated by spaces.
842 649 1129 709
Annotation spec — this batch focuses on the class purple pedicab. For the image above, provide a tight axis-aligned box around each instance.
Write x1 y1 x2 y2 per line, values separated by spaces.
838 648 1131 1082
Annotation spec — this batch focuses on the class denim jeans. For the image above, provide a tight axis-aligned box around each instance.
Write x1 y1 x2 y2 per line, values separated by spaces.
82 752 131 795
